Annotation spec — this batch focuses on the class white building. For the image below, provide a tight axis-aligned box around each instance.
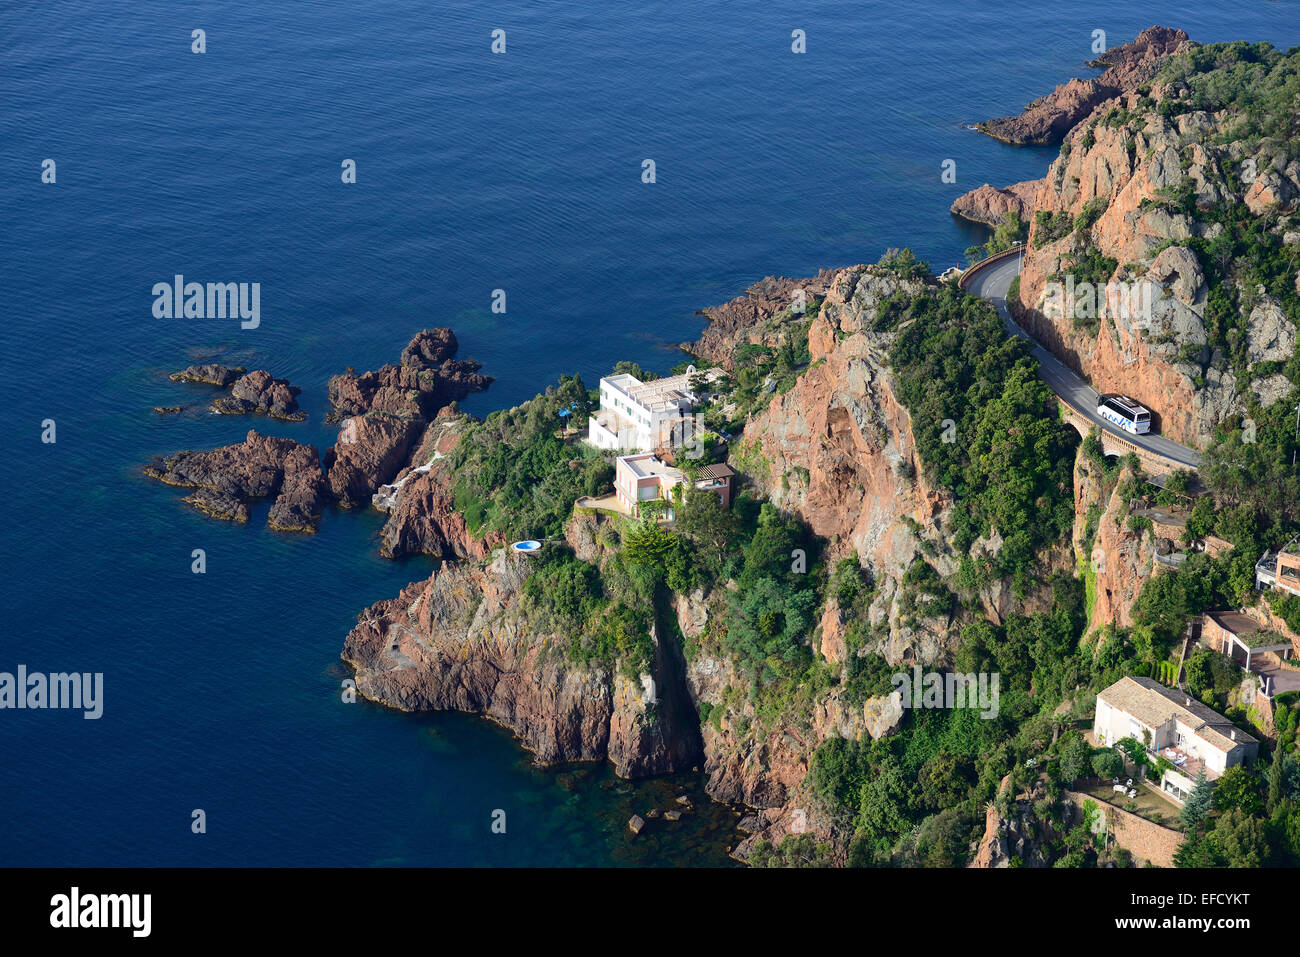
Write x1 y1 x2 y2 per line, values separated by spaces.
1093 676 1258 804
587 367 720 453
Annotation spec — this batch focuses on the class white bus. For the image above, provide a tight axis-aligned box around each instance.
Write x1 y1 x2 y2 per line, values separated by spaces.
1097 394 1151 435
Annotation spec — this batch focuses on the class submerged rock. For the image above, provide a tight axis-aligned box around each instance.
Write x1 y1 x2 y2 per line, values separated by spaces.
181 487 250 524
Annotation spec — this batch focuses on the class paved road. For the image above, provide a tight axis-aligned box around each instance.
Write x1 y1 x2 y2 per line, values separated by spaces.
965 255 1202 470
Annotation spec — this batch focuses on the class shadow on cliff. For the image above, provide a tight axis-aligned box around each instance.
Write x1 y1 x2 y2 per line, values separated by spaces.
651 589 705 772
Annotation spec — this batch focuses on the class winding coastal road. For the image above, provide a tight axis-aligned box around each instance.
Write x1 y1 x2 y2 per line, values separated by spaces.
963 253 1202 471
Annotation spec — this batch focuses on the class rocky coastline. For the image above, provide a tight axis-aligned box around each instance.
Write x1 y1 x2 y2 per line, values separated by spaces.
974 26 1192 146
145 328 492 534
138 23 1299 866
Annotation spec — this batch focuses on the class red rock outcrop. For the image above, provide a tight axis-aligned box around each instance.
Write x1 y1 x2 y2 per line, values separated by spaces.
1009 76 1300 447
950 179 1043 227
341 549 697 777
325 413 422 507
211 369 306 421
977 26 1193 145
378 465 502 560
325 328 491 422
1075 459 1156 635
324 329 493 508
144 429 327 532
686 270 838 368
372 412 505 560
735 265 973 660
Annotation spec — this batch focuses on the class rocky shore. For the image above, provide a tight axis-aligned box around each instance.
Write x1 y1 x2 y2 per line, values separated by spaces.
145 328 492 532
145 25 1295 865
975 26 1192 146
341 548 698 778
949 179 1042 227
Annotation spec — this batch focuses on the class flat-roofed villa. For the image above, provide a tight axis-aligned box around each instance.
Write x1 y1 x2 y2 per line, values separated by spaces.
1093 676 1258 804
587 367 721 453
1201 610 1300 700
1256 537 1300 597
613 453 735 519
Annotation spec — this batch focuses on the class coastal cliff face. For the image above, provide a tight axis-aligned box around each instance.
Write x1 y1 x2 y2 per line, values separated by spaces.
1014 85 1299 447
1075 458 1155 635
963 33 1300 451
341 549 697 778
374 412 505 561
738 266 954 665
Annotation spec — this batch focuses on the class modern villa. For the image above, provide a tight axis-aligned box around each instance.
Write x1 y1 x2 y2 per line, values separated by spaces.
587 367 721 453
614 453 735 519
1255 537 1300 597
1093 676 1258 804
1199 609 1300 706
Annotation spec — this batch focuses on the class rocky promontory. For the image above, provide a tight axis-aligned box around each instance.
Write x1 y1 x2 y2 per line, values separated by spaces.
323 328 492 507
949 179 1043 227
687 270 838 368
976 26 1192 145
342 548 699 778
325 328 492 423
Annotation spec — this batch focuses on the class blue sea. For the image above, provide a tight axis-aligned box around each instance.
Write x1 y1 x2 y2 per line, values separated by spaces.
1 1 1294 866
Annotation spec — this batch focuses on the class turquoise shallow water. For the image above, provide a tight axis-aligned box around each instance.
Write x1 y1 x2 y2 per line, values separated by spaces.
0 1 1294 865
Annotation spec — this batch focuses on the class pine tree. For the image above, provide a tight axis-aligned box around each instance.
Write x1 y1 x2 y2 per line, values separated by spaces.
1269 754 1286 813
1181 769 1213 830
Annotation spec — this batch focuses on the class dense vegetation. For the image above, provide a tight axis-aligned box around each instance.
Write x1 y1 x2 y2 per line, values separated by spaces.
449 375 612 539
701 307 819 434
874 279 1078 590
965 210 1027 265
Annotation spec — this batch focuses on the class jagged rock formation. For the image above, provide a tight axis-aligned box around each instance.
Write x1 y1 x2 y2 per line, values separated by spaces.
965 32 1300 449
970 777 1070 867
372 411 505 560
977 26 1193 145
686 270 838 368
1011 82 1299 447
324 329 492 507
1075 458 1156 634
144 429 327 533
325 328 491 422
148 328 493 531
210 369 306 421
